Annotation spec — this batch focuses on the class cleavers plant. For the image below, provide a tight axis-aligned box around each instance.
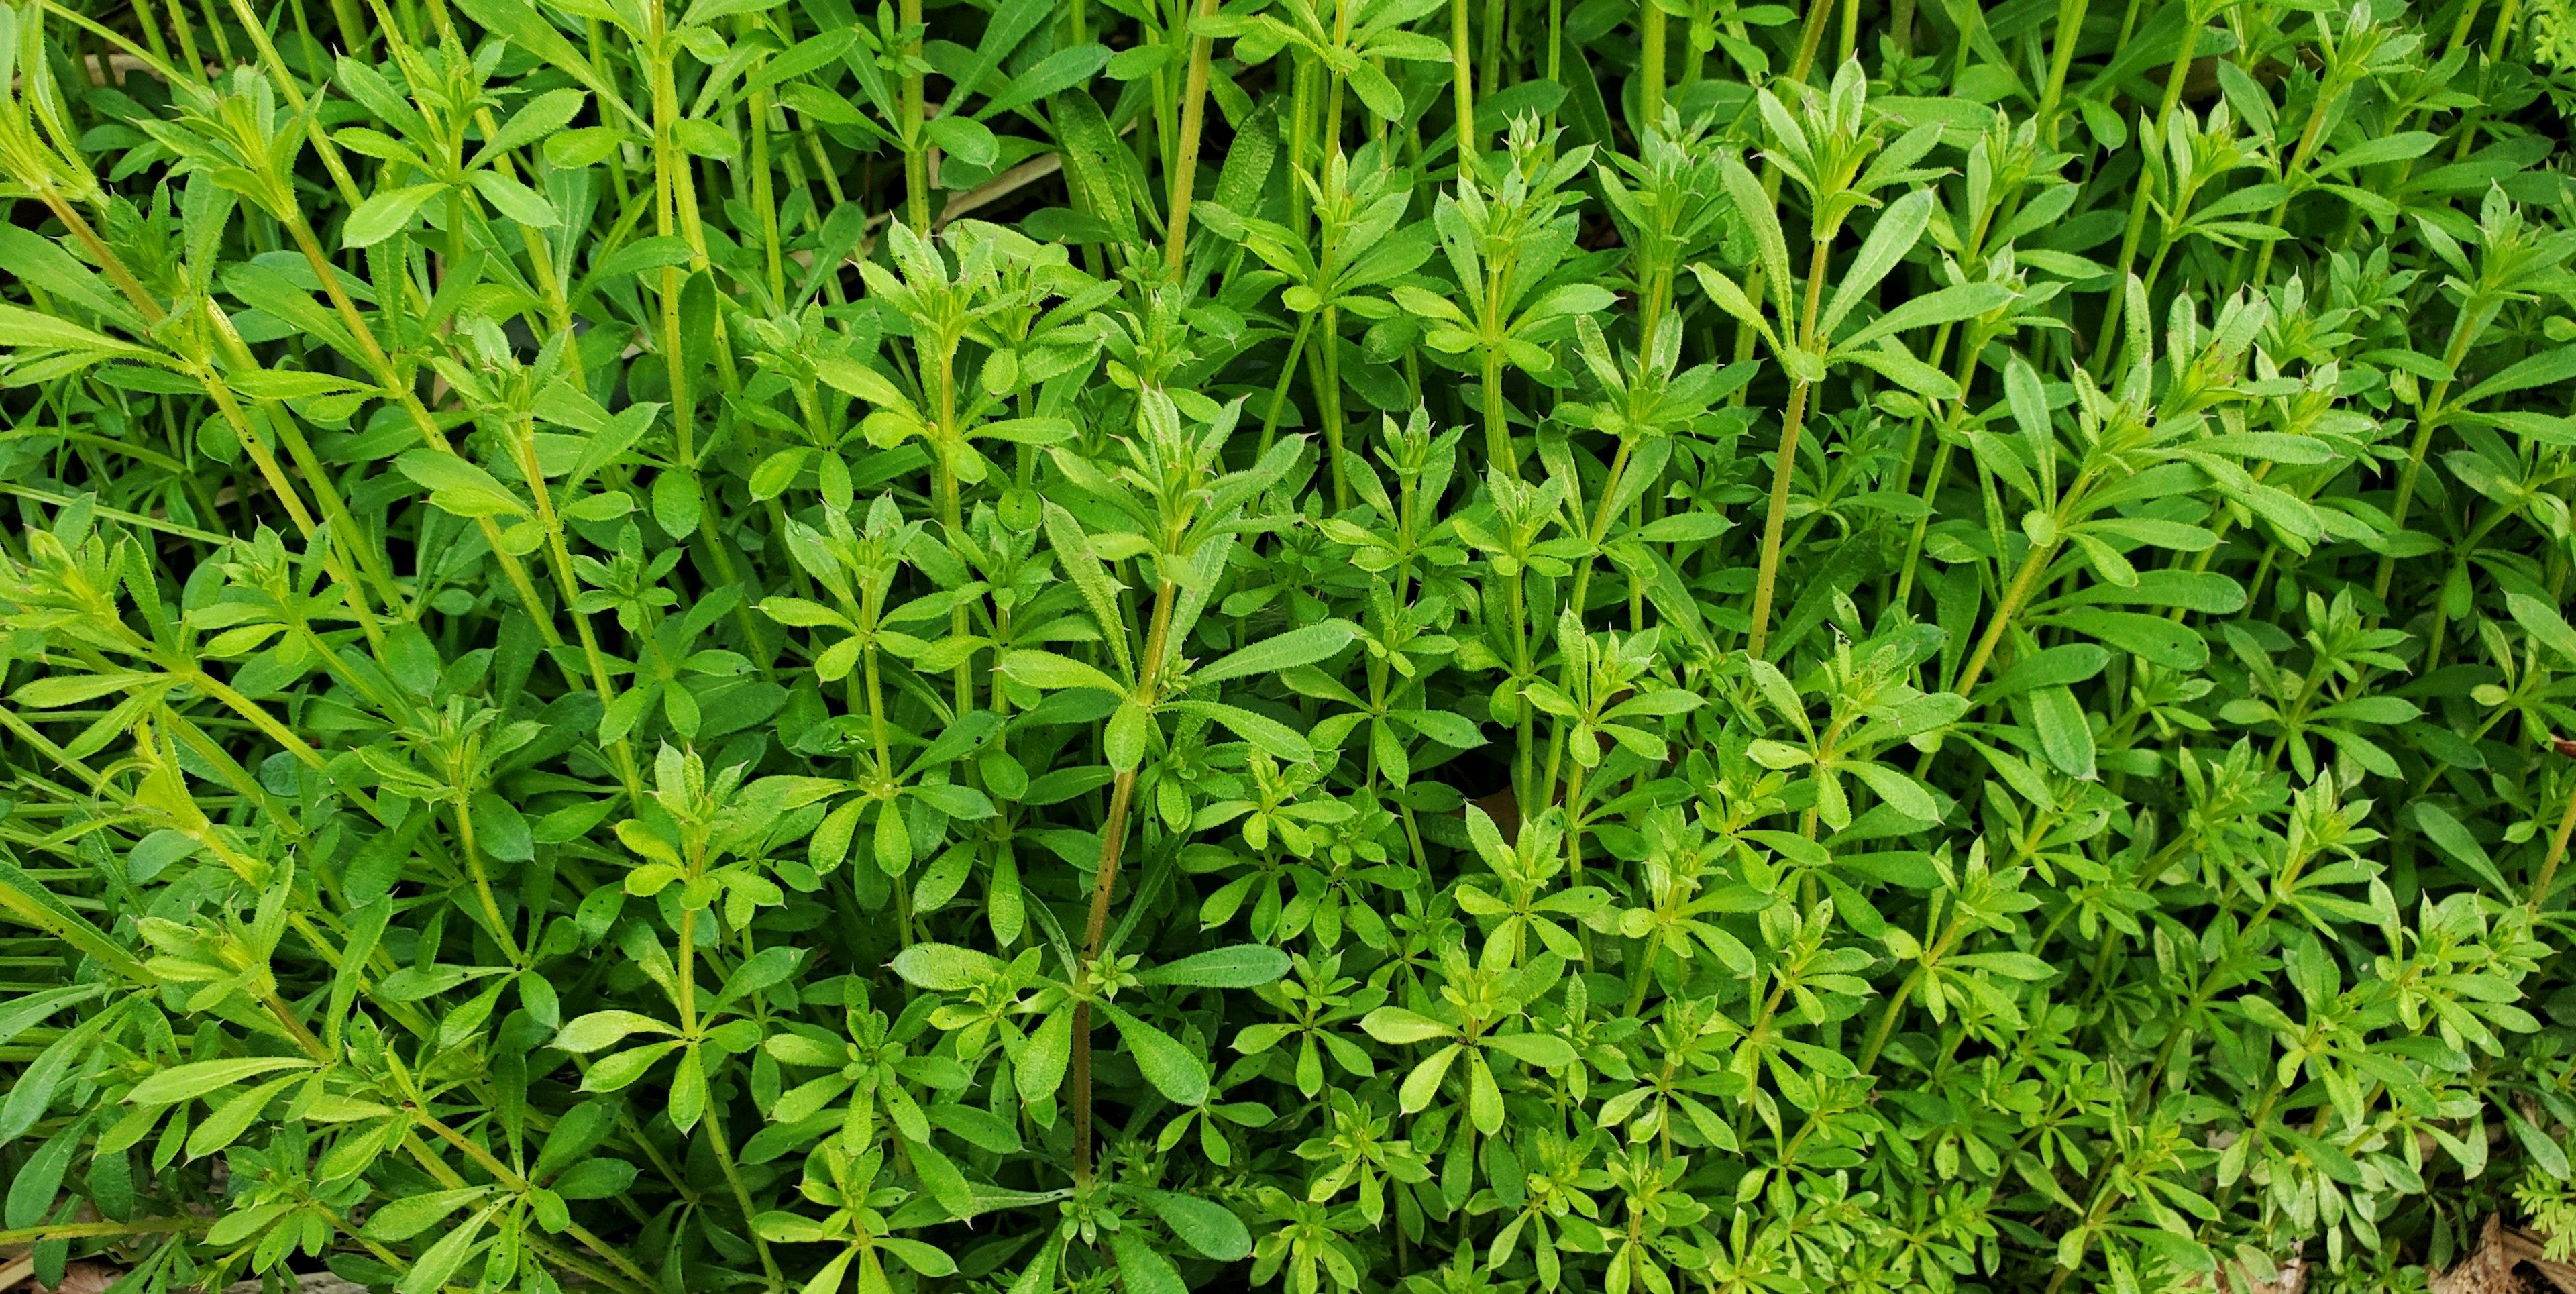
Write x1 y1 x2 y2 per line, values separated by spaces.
0 0 2573 1291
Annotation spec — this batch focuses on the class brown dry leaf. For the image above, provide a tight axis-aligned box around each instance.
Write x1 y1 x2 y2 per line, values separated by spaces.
0 1258 373 1294
2430 1215 2576 1294
1 1258 123 1294
2188 1254 2306 1294
221 1274 372 1294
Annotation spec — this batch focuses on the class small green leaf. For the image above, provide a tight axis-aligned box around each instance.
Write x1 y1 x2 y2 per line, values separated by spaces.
1364 1007 1452 1045
397 450 528 518
555 1010 680 1053
342 184 445 246
890 942 1006 990
1136 944 1289 988
1123 1186 1252 1260
1098 1000 1208 1106
362 1187 492 1242
1195 620 1362 684
127 1058 317 1108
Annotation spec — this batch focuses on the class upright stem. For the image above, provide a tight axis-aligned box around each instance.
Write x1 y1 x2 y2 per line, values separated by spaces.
1563 759 1592 965
1509 569 1535 808
1746 239 1831 659
1451 0 1479 161
2444 0 2524 163
752 83 784 305
2041 1181 2125 1294
1289 57 1316 241
1952 535 2059 696
1746 381 1808 660
1313 306 1351 510
1325 0 1352 156
1071 578 1179 1183
2374 311 2481 601
2534 773 2576 912
1893 326 1981 609
902 0 930 228
1534 438 1635 809
156 0 207 80
1638 0 1664 133
1257 314 1316 458
1068 769 1132 1172
1624 926 1664 1013
451 798 525 966
1481 346 1513 478
223 0 366 209
2033 0 2088 146
647 4 694 468
2246 80 2339 285
511 418 645 800
674 901 781 1289
1786 0 1833 84
202 304 404 630
702 1106 784 1290
2092 5 2204 363
1165 0 1221 276
270 210 568 659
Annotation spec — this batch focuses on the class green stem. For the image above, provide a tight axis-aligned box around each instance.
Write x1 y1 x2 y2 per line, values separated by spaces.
1071 578 1179 1183
1451 0 1478 161
1164 0 1220 276
1536 437 1635 808
2375 309 2483 602
1481 345 1513 478
1624 928 1663 1013
1315 306 1350 510
451 795 526 966
1748 238 1832 659
1258 314 1316 459
1509 569 1535 808
902 0 930 228
1952 535 2058 695
704 1095 786 1290
2041 1180 2125 1294
1746 377 1809 659
2246 82 2339 286
2092 3 2206 363
1639 0 1664 133
0 1217 205 1247
2534 774 2576 911
2033 0 2089 147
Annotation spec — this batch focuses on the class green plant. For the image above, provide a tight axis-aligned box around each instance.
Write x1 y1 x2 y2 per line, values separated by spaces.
0 0 2572 1291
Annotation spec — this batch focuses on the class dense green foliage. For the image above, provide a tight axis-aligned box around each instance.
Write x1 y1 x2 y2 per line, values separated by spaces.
3 0 2576 1289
